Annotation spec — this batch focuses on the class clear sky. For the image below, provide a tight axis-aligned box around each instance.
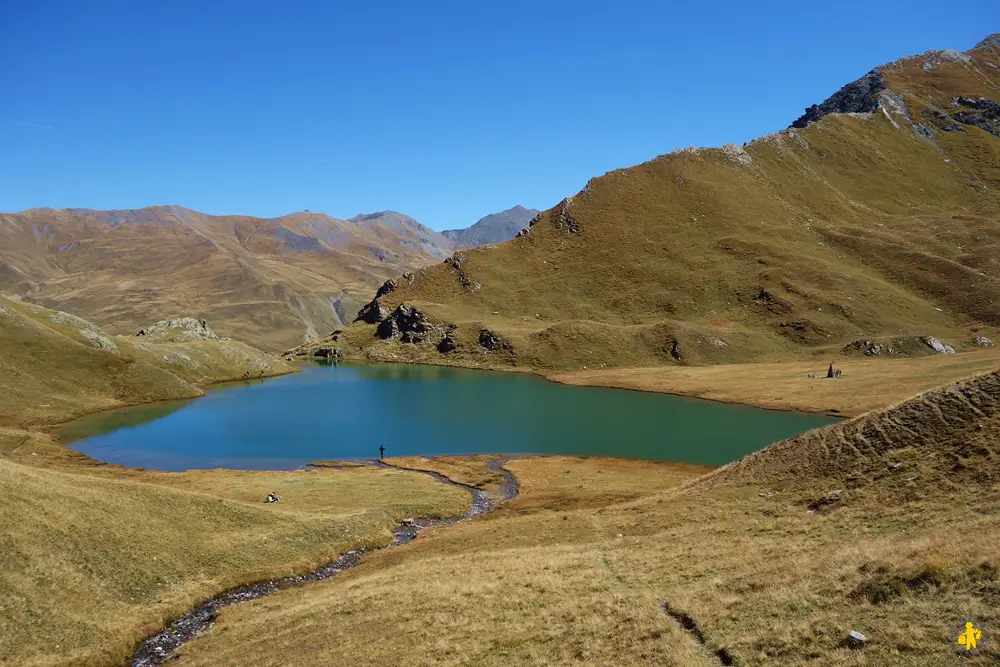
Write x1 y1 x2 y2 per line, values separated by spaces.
1 2 996 230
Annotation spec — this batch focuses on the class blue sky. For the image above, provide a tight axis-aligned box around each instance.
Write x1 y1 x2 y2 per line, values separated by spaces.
1 2 995 230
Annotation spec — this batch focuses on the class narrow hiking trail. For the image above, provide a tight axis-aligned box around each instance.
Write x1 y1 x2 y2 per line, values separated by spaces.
130 458 519 667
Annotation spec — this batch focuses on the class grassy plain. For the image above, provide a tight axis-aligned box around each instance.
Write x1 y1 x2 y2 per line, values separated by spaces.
548 346 1000 416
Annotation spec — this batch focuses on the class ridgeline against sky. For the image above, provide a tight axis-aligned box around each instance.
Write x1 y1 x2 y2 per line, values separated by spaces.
0 1 993 229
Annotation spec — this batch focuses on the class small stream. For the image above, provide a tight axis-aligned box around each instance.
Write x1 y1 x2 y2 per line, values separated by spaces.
130 458 520 666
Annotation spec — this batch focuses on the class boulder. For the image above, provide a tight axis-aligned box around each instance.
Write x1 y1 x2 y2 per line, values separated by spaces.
973 335 995 347
437 334 458 353
375 279 397 299
376 318 399 340
376 303 432 342
921 336 955 354
478 328 511 352
355 298 389 324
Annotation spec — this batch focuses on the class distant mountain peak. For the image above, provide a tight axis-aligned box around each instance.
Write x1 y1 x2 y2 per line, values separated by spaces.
442 205 541 249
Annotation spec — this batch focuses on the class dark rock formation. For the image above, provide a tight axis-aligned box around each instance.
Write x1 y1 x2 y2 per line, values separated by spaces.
922 107 966 132
668 340 682 361
375 279 397 299
790 70 886 129
312 347 342 359
376 303 432 342
478 328 511 352
376 318 398 340
952 97 1000 137
437 334 458 353
355 298 389 324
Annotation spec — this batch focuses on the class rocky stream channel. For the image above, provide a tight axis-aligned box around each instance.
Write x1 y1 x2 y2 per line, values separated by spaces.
130 458 520 666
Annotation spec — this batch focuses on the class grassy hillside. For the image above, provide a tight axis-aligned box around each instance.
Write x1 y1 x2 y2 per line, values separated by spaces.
0 206 452 351
0 456 469 667
327 36 1000 372
0 294 294 429
170 369 1000 666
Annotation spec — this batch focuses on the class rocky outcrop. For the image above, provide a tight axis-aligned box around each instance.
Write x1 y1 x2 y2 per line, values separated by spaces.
478 328 512 352
136 318 220 343
355 298 389 324
555 197 580 234
376 303 433 343
974 335 995 347
842 339 890 356
952 96 1000 137
921 336 955 354
374 279 397 299
790 70 886 129
444 253 481 292
922 107 966 132
437 334 458 353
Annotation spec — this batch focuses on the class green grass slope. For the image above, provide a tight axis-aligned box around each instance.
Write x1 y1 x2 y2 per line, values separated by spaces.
328 36 1000 371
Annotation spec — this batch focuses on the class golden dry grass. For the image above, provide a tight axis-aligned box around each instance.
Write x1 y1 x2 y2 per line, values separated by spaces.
0 457 469 667
386 455 508 493
547 347 1000 416
175 372 1000 666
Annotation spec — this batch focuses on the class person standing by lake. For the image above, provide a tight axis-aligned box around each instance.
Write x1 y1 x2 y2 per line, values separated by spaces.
379 445 385 460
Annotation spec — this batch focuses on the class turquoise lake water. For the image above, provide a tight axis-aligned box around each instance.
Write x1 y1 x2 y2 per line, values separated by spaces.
63 362 838 471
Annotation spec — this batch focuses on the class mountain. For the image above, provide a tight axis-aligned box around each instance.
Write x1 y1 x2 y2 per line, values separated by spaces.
347 210 454 259
441 205 541 249
0 206 453 351
327 34 1000 370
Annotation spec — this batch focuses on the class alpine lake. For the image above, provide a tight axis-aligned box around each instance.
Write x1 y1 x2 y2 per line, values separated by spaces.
62 362 839 471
